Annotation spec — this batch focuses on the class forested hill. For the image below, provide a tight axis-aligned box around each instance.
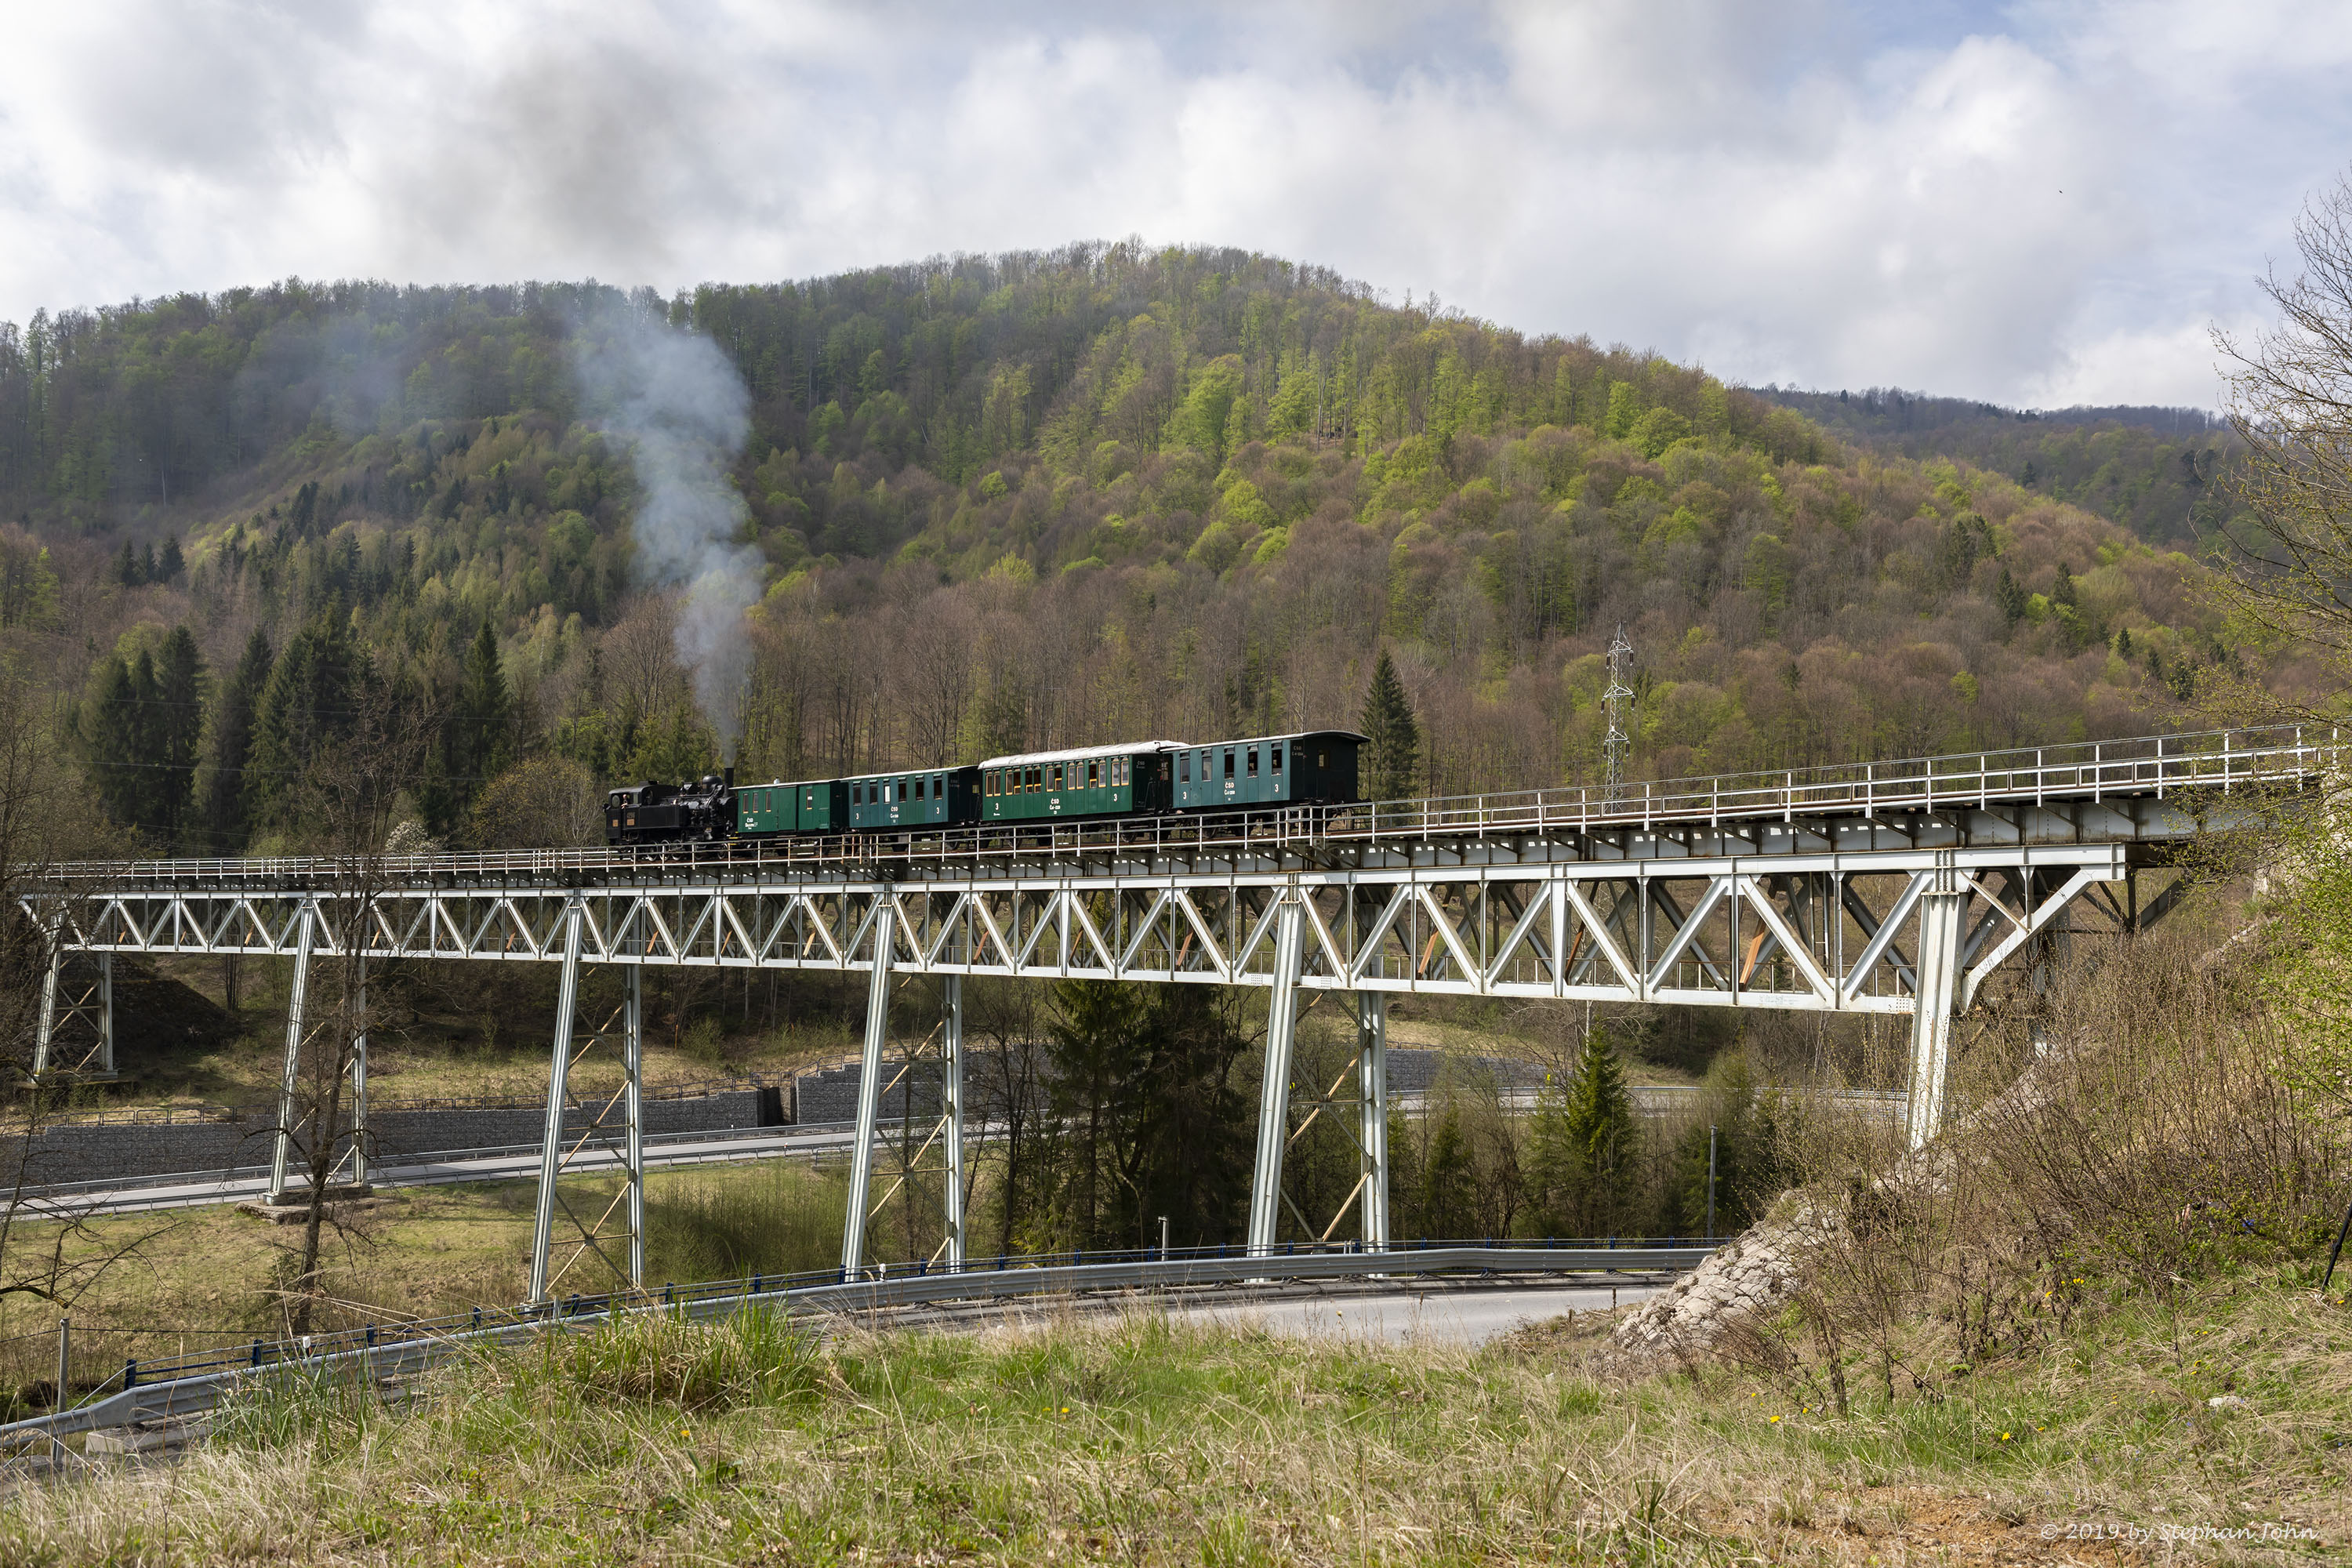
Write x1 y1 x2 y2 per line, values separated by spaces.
0 243 2236 856
1751 384 2238 547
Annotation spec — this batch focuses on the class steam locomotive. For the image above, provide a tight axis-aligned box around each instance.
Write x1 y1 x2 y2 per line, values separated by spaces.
604 730 1364 850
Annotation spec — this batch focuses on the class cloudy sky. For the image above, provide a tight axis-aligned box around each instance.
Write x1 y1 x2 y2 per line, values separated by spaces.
3 0 2347 410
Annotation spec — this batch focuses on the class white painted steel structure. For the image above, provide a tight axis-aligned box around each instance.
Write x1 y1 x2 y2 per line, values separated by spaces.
17 725 2324 1300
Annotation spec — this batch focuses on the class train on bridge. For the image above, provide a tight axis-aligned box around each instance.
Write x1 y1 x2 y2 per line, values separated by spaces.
605 730 1367 850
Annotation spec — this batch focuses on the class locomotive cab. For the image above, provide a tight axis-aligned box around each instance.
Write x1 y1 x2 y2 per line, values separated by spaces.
605 781 677 847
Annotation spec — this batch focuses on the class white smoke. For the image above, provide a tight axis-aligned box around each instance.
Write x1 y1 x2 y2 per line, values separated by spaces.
571 298 763 756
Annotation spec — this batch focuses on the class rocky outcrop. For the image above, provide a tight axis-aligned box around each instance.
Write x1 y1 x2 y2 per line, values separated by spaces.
1593 1214 1810 1377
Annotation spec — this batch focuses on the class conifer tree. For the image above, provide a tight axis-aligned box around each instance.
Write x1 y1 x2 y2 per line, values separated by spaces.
1530 1022 1638 1236
154 626 205 848
1359 648 1420 801
451 618 514 808
249 615 359 829
200 628 272 853
1416 1102 1476 1240
86 656 147 829
114 541 140 586
158 533 183 579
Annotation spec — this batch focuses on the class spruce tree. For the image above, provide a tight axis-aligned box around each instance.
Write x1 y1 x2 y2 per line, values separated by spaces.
114 541 140 586
158 533 184 579
154 626 205 848
86 657 146 828
249 615 358 828
1416 1102 1476 1240
1359 648 1421 801
1562 1022 1636 1234
199 629 271 852
452 618 514 808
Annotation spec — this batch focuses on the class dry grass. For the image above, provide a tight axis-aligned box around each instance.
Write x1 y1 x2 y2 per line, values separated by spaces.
0 1160 849 1407
0 1260 2340 1565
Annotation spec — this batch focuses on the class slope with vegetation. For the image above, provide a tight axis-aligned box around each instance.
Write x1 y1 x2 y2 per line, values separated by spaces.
1755 383 2238 548
0 244 2239 864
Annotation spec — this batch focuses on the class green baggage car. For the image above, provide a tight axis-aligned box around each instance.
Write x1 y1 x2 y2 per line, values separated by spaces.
1169 731 1364 811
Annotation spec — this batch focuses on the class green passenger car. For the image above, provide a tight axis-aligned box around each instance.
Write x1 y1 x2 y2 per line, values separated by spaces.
846 767 982 831
1169 731 1364 811
734 779 849 837
980 742 1182 822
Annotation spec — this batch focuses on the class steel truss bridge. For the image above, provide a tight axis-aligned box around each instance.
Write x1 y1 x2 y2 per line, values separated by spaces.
16 727 2326 1305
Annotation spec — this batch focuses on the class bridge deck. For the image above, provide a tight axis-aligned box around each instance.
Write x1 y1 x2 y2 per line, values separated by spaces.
27 724 2328 891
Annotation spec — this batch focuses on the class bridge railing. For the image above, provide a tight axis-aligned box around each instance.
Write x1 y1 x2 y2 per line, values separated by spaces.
1353 722 2336 841
29 724 2334 886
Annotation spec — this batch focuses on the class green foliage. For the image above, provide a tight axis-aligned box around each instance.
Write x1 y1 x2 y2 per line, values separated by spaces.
1527 1025 1638 1236
1661 1048 1796 1237
449 616 514 811
2 247 2233 829
1762 385 2234 546
1031 979 1251 1253
1359 649 1421 800
198 629 271 854
247 614 365 830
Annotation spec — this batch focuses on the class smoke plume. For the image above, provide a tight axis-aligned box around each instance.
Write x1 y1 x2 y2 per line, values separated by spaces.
571 298 763 756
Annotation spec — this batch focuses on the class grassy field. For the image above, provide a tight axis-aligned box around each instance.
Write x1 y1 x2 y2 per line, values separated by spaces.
0 1161 853 1403
0 1263 2343 1564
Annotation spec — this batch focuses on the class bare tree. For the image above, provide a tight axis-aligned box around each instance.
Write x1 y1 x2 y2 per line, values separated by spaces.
602 593 688 729
965 979 1050 1259
270 673 437 1336
2212 166 2352 714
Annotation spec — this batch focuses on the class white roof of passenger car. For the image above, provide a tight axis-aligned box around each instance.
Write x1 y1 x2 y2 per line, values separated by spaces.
982 741 1190 770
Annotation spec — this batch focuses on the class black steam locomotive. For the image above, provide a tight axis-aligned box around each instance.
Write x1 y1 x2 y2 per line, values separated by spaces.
604 730 1365 851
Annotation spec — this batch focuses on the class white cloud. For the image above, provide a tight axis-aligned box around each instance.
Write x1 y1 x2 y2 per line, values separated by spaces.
1 0 2346 409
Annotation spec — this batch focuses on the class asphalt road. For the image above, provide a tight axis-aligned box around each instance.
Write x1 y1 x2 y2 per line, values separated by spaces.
913 1277 1667 1347
13 1123 860 1217
1161 1280 1661 1345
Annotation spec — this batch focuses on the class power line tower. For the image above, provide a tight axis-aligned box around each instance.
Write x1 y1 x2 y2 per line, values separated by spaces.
1602 623 1635 801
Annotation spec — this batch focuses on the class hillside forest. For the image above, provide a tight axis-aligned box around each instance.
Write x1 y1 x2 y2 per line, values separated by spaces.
0 241 2271 857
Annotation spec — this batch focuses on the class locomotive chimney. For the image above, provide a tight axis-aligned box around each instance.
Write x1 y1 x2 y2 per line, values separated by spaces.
724 766 735 788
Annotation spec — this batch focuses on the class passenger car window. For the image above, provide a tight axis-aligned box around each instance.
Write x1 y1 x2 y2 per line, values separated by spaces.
1247 747 1258 777
1224 748 1235 780
1179 753 1189 782
1272 744 1283 773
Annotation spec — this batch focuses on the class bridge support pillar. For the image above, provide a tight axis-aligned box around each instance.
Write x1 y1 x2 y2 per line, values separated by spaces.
1906 861 1965 1150
347 964 368 1188
841 902 896 1276
95 953 113 1076
942 974 965 1272
527 898 585 1305
1357 991 1388 1251
31 939 61 1076
268 899 318 1203
33 947 114 1079
1246 895 1306 1258
624 964 644 1290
